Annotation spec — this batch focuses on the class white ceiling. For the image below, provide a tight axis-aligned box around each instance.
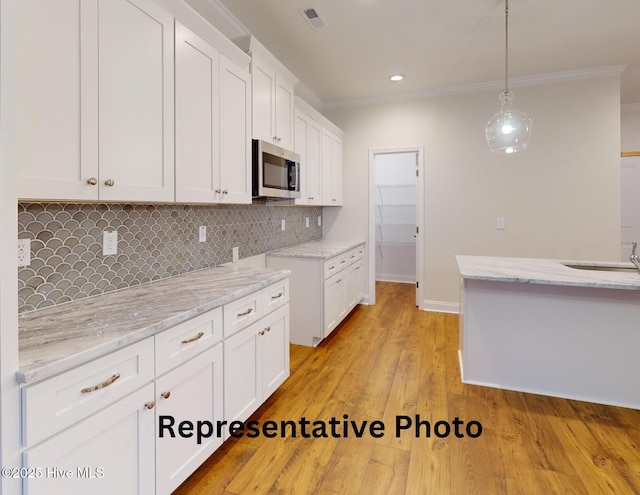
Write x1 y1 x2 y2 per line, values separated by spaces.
191 0 640 107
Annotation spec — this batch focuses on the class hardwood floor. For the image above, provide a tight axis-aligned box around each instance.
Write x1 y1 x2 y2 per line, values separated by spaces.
173 282 640 495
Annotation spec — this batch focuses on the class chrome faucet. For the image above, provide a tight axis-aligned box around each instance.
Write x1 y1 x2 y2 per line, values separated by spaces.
630 241 640 272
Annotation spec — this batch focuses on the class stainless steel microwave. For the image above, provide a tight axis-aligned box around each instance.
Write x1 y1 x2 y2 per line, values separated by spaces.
252 139 301 199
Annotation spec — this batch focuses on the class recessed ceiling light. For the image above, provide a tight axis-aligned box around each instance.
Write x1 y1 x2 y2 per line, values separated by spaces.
389 74 404 82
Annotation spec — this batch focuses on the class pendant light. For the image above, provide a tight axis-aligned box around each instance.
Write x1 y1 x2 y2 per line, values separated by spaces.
485 0 532 154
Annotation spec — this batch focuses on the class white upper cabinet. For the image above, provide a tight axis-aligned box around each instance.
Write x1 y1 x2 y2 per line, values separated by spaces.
218 55 252 203
98 0 174 202
294 110 322 205
295 98 344 207
175 23 251 204
237 36 297 152
17 0 174 202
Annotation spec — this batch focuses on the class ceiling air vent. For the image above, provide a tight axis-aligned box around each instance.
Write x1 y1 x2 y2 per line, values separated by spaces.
299 6 326 29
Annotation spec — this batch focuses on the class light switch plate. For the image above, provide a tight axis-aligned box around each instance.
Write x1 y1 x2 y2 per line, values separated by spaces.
305 217 310 228
281 219 286 231
232 246 239 262
496 217 505 230
199 226 207 242
317 216 322 227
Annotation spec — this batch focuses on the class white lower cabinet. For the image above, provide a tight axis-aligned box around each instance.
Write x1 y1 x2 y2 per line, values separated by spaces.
23 383 156 495
155 344 223 495
224 304 290 426
267 244 365 346
20 278 290 495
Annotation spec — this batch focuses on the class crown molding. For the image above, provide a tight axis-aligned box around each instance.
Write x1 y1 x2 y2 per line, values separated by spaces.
294 81 324 113
323 65 628 110
198 0 249 40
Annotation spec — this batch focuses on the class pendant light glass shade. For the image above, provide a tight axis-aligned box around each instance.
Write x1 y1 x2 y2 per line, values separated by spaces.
485 90 532 154
486 0 532 153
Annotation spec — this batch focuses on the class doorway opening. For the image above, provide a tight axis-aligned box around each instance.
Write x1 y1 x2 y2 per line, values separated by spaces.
368 147 424 307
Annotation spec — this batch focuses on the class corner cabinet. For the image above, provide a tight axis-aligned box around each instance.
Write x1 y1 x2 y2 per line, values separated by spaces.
21 278 289 495
175 22 251 204
294 98 344 206
236 36 297 152
16 0 174 202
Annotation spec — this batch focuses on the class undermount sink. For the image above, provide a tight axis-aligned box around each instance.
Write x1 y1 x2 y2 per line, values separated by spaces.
562 262 639 273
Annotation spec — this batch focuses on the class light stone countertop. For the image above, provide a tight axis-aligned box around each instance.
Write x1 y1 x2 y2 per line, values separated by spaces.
18 265 290 384
267 239 365 260
456 255 640 291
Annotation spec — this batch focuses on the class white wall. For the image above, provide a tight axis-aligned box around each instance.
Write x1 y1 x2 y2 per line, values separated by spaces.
324 76 621 309
622 103 640 151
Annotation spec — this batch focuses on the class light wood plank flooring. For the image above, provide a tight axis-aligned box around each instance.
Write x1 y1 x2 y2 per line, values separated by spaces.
173 282 640 495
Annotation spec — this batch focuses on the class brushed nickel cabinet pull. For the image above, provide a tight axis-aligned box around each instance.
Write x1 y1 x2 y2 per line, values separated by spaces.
259 330 265 336
328 265 335 270
271 292 283 300
144 401 155 410
237 308 253 317
104 179 115 187
265 326 271 332
87 177 97 186
222 189 229 194
215 188 222 193
340 260 346 264
81 373 121 394
181 331 205 344
161 391 171 399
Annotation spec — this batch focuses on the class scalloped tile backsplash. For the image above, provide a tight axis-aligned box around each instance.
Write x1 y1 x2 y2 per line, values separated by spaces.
18 203 322 314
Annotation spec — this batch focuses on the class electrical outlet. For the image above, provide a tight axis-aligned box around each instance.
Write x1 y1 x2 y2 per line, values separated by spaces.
17 238 31 267
199 226 207 242
281 219 286 231
232 246 239 262
305 217 310 228
102 230 118 256
496 217 505 230
317 216 322 227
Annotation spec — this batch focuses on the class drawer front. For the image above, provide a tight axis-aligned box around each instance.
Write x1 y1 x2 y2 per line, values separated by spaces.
223 290 263 338
345 248 359 266
262 279 289 314
155 307 223 376
22 338 154 447
355 244 366 260
324 254 347 279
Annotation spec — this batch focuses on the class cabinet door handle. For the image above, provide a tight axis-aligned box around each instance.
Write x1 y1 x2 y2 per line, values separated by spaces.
265 326 271 333
87 177 98 186
215 188 222 194
161 391 171 399
222 189 229 194
144 401 155 410
328 265 335 271
104 179 115 187
181 331 205 344
271 292 283 300
237 308 253 317
340 260 346 264
81 373 121 394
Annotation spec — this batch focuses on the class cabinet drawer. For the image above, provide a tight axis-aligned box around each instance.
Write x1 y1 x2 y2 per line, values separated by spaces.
262 279 289 314
324 254 348 279
22 338 154 447
223 290 263 338
155 307 223 376
345 248 359 266
355 244 366 260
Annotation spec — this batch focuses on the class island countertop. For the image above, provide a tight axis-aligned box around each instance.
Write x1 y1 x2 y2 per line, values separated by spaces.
268 239 365 260
18 265 290 384
456 255 640 291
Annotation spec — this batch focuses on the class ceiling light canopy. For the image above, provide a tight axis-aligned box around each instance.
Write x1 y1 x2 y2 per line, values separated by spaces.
485 0 532 154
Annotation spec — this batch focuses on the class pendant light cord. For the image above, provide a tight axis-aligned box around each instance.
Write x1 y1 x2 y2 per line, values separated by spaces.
504 0 509 93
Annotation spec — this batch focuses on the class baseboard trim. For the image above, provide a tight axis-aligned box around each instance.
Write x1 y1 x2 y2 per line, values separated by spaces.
421 300 460 314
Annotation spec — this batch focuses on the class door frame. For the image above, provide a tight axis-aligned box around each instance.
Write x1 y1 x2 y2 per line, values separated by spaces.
368 146 425 307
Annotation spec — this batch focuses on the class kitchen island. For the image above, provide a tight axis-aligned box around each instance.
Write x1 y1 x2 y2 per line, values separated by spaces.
456 255 640 409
